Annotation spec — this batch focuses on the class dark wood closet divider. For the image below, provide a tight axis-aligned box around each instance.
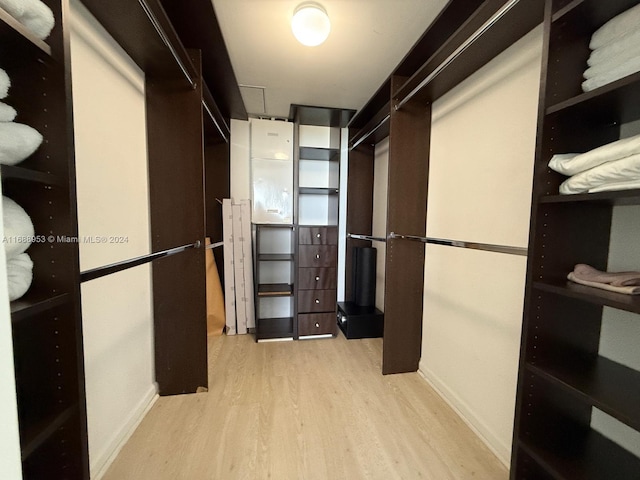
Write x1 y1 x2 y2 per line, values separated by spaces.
382 76 431 375
147 49 207 395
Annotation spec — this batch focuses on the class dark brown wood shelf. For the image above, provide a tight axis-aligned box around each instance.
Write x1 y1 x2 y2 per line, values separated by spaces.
538 189 640 206
519 429 640 480
10 292 71 324
0 165 66 187
299 147 340 161
552 0 585 21
298 187 339 195
527 355 640 431
0 7 51 56
256 317 294 340
533 280 640 314
257 283 293 297
258 253 294 262
20 405 76 461
546 72 640 124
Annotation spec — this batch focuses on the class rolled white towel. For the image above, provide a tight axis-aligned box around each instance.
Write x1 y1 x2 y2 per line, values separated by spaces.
559 153 640 194
590 3 640 49
0 0 54 40
6 253 33 301
549 133 640 176
584 43 640 79
0 102 16 122
588 29 640 66
0 68 9 99
3 196 34 258
0 122 43 166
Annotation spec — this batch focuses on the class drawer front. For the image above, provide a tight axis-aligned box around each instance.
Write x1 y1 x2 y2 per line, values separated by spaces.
298 267 337 290
298 289 337 313
298 313 335 336
298 245 337 268
299 227 338 245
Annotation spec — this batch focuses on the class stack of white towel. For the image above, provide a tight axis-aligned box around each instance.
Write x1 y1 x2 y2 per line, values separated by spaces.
568 264 640 295
0 68 43 166
0 0 54 40
583 3 640 92
3 196 34 301
549 133 640 194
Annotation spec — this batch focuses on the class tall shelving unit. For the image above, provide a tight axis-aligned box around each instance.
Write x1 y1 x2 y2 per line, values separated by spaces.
511 0 640 477
0 0 89 477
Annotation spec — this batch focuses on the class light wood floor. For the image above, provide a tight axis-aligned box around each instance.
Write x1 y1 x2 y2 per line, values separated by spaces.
103 333 508 480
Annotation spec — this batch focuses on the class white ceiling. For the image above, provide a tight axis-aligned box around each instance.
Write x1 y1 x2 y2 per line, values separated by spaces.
211 0 449 119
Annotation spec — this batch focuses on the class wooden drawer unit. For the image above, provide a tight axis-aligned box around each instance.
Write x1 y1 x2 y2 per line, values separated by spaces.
299 226 338 245
298 267 337 290
298 313 335 336
298 245 338 268
298 289 337 313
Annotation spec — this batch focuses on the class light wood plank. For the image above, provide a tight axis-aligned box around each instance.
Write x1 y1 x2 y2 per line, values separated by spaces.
102 334 508 479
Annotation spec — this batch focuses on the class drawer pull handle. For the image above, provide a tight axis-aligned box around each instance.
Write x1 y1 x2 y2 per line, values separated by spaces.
315 254 320 259
315 322 320 328
316 233 321 238
315 276 320 281
315 299 320 304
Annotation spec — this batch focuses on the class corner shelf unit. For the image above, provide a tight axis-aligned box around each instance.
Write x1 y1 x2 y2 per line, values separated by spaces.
1 0 89 477
511 0 640 478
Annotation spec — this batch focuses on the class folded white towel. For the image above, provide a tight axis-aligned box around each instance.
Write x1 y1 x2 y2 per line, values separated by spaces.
590 3 640 50
582 54 640 92
584 43 640 79
0 102 16 122
6 252 33 301
0 0 54 40
0 68 9 99
3 196 34 258
568 272 640 295
588 29 640 66
0 122 43 166
589 179 640 193
549 133 640 176
559 153 640 194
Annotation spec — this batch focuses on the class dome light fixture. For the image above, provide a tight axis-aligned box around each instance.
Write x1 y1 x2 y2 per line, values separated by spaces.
291 2 331 47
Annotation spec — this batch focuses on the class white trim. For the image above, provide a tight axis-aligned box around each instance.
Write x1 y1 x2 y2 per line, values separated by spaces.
257 337 294 343
92 386 158 479
417 364 511 467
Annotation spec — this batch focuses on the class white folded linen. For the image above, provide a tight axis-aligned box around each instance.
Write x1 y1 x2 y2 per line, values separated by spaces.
549 133 640 176
0 122 43 166
573 263 640 287
588 28 640 66
2 196 34 257
568 272 640 295
590 3 640 49
559 153 640 194
582 54 640 92
0 0 54 40
584 43 640 79
6 252 33 301
0 68 9 99
588 179 640 193
0 102 16 122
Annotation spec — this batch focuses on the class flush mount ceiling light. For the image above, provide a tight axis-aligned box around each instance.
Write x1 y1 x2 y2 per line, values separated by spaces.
291 2 331 46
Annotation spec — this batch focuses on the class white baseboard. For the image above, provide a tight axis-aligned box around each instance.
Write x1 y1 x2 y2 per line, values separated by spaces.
417 363 511 467
91 385 158 479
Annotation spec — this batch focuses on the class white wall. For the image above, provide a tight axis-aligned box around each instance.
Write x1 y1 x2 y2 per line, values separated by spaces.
372 138 389 311
419 26 543 465
0 184 23 480
230 119 251 201
70 2 156 477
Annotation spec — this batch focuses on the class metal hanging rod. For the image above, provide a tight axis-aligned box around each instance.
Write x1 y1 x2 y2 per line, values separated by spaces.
388 232 527 257
348 233 387 242
206 241 224 250
395 0 521 111
349 114 391 150
81 241 201 283
202 100 229 142
138 0 197 90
